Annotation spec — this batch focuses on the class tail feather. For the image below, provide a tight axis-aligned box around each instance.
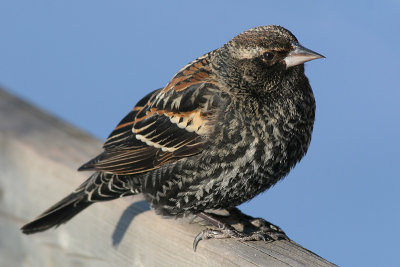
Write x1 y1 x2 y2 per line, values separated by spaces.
21 172 139 234
21 192 92 234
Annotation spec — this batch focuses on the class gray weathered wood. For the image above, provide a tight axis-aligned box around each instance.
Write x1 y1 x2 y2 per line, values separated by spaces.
0 89 336 267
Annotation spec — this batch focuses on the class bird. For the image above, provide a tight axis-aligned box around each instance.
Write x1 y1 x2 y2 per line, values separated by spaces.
21 25 324 250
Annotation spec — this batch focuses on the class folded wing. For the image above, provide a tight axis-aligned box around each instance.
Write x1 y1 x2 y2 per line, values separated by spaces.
79 54 222 175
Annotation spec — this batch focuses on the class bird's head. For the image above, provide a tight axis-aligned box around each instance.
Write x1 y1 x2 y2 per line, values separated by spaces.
213 25 324 92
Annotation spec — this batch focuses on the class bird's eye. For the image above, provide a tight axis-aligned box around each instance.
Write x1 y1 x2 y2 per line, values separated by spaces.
263 52 274 61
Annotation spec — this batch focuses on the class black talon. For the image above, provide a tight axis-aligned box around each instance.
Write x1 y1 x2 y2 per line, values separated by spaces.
193 231 204 251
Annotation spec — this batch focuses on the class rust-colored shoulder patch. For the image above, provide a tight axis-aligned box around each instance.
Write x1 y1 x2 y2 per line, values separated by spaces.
162 55 214 93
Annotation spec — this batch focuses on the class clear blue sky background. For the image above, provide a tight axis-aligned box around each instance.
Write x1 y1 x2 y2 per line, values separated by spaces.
1 1 399 266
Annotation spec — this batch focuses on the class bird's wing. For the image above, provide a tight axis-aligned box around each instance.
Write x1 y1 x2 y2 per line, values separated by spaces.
79 55 222 175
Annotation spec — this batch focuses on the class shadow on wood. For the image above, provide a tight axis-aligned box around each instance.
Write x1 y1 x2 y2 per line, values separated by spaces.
112 200 150 247
0 89 336 267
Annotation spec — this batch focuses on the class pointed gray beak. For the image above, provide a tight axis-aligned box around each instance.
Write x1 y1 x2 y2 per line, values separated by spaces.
284 43 325 69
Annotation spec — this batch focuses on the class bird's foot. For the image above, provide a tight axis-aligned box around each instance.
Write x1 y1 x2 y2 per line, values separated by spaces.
249 217 288 240
192 211 289 251
193 227 268 251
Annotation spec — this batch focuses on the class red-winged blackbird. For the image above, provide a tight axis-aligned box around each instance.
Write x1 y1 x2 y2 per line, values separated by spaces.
21 25 324 248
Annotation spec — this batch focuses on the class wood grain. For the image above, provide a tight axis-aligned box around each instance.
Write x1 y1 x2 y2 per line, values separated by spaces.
0 89 336 267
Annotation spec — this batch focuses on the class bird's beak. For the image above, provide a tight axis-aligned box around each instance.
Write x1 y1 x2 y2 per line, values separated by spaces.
284 43 325 69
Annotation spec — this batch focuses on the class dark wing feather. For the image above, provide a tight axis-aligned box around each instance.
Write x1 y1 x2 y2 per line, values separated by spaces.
79 54 221 175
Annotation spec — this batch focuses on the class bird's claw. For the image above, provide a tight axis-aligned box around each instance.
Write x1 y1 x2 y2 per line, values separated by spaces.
193 229 220 251
193 227 272 251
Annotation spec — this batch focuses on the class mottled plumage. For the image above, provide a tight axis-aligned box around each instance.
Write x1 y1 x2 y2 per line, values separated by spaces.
21 25 324 247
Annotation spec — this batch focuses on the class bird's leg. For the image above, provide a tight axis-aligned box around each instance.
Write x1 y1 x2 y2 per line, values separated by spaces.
193 211 267 251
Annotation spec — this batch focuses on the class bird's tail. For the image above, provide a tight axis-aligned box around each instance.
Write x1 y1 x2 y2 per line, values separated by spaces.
21 190 92 234
21 172 137 234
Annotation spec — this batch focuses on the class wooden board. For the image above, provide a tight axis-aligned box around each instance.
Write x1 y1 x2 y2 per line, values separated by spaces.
0 89 336 267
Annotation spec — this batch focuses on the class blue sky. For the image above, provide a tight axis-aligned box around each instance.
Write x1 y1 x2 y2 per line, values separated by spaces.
1 1 399 266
